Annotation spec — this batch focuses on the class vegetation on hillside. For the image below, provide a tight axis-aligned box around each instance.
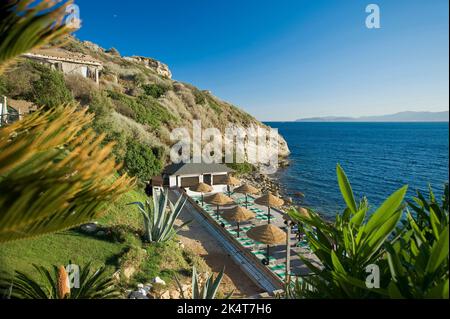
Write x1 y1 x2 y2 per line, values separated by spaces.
0 32 287 181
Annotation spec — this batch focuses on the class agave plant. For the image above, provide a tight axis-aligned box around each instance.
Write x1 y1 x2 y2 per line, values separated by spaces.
287 164 408 298
129 189 190 243
0 263 120 299
0 0 75 74
384 185 449 298
175 266 231 299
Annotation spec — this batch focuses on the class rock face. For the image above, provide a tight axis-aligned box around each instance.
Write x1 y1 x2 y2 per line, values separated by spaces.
60 37 291 172
278 136 291 158
82 41 104 53
125 56 172 79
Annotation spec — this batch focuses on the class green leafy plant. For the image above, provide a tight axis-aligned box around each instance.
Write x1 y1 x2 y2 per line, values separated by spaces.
108 90 175 129
142 83 167 99
129 189 190 243
384 185 449 298
175 266 232 299
1 263 120 299
287 164 407 298
31 63 74 108
124 140 162 181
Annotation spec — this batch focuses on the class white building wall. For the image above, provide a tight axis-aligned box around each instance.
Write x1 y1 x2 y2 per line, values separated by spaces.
169 176 177 187
168 172 230 196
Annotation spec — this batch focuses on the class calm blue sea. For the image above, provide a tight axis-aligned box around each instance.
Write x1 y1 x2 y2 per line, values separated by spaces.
265 122 449 218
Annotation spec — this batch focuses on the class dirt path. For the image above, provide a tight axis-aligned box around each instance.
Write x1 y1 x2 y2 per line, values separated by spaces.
175 208 263 298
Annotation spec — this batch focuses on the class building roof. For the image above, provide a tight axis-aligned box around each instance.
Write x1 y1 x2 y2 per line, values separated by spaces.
163 163 234 176
23 49 102 67
7 99 38 114
151 175 164 186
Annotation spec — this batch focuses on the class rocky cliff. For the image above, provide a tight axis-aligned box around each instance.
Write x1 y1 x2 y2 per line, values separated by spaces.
6 36 290 172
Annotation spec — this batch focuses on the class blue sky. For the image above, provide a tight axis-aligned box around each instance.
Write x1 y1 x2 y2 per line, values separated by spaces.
73 0 449 121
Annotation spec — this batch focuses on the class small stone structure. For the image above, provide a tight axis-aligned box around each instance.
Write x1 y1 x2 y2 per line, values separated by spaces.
22 49 103 84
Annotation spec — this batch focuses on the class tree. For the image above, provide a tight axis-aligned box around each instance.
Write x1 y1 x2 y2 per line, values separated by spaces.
124 141 162 181
32 64 74 108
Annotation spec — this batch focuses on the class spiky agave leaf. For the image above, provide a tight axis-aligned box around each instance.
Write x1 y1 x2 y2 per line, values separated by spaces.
0 106 135 243
129 189 189 243
0 0 76 74
190 266 226 299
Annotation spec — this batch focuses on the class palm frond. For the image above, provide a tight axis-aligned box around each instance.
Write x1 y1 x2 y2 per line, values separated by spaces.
0 0 76 74
1 263 120 299
0 105 135 243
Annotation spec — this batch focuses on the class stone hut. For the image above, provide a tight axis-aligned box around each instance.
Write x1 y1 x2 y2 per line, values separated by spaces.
22 49 103 84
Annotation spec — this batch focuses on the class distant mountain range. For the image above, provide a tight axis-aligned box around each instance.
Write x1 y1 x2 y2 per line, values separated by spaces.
296 111 449 122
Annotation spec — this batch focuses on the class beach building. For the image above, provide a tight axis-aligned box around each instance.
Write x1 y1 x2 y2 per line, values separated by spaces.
22 49 103 83
155 163 234 195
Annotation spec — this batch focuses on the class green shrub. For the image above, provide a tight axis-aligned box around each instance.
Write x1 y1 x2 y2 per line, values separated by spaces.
124 140 162 181
1 61 39 99
226 162 255 176
31 64 73 108
89 91 114 118
108 90 175 129
65 74 97 105
189 88 207 105
206 95 222 113
142 83 167 99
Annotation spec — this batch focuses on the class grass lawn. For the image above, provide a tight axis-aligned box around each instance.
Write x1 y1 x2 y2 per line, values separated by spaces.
0 230 127 276
98 184 147 229
0 184 213 296
0 185 146 277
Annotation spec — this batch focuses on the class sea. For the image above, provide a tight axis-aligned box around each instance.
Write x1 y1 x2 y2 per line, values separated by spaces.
265 122 449 219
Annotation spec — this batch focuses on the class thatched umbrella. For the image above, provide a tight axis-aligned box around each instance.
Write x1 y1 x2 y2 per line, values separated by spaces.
254 192 284 224
234 184 260 208
224 175 241 196
247 224 287 265
190 182 213 206
222 206 256 237
205 193 234 219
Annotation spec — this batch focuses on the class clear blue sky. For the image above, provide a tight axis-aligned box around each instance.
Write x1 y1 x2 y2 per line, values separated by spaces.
73 0 449 121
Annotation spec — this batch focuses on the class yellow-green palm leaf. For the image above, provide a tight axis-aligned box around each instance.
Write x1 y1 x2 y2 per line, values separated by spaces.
0 106 135 243
0 0 75 74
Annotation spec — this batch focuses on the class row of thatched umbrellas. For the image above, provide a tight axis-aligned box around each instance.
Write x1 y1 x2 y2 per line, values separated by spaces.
190 176 287 263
